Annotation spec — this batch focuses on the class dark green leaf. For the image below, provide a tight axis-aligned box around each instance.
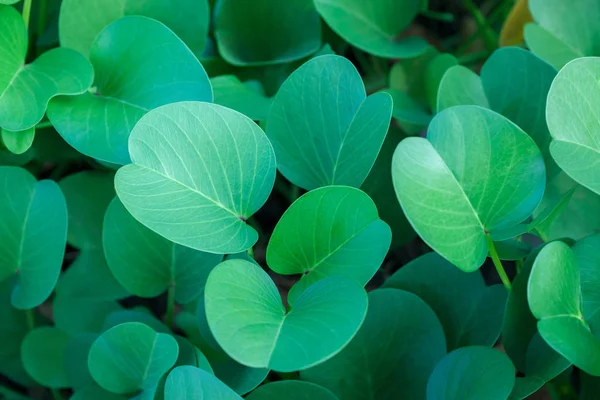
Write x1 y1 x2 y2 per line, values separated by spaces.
246 381 338 400
21 327 70 388
164 366 241 399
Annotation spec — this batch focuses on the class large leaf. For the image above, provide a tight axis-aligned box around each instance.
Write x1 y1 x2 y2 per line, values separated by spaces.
314 0 428 58
426 346 515 400
267 55 392 190
392 105 546 271
267 186 391 303
204 259 367 372
103 198 223 303
214 0 321 66
0 5 93 131
21 327 70 388
164 366 241 400
59 0 210 57
47 16 213 165
246 381 338 400
0 167 67 309
384 252 506 350
301 289 446 400
88 322 179 394
115 101 276 254
546 57 600 195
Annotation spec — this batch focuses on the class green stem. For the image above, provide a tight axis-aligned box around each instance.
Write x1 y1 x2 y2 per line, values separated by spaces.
421 9 455 22
457 50 491 65
25 308 35 331
290 184 300 202
36 121 53 130
486 233 512 290
248 246 255 259
165 284 175 329
463 0 498 51
22 0 33 30
37 0 47 37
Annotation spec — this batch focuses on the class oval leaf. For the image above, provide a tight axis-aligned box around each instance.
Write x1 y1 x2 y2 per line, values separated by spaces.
164 366 241 399
436 65 489 112
21 327 70 388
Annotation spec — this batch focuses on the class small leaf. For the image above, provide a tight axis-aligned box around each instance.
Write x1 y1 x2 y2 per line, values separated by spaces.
246 381 338 400
436 65 489 112
164 366 241 399
205 260 367 372
424 53 458 111
499 0 533 46
212 76 272 121
21 327 70 388
88 322 179 394
115 102 276 254
1 127 35 155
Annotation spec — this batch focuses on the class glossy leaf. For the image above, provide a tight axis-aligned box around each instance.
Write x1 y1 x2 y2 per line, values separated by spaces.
246 381 338 400
21 327 70 388
0 167 67 309
0 5 93 131
267 186 391 303
1 127 35 155
205 259 367 372
115 102 276 254
48 16 213 165
164 366 241 400
392 105 545 271
315 0 429 58
212 76 272 121
301 289 446 400
436 65 489 112
267 55 392 190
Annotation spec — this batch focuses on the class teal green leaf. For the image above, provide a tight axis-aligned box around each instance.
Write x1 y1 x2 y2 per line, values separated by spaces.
104 198 223 303
267 55 392 190
48 16 213 165
54 294 121 335
0 5 93 131
426 346 515 400
546 57 600 195
523 23 581 70
88 322 179 394
0 167 67 309
59 170 115 249
301 289 446 400
21 327 70 388
392 105 545 271
1 127 35 155
102 310 170 334
383 88 432 129
72 385 128 400
214 0 321 66
164 366 241 399
59 0 210 57
267 186 391 304
436 65 489 112
212 76 272 121
384 252 506 350
315 0 429 58
425 53 458 111
581 372 600 400
494 239 532 261
115 102 276 254
205 259 367 372
64 333 98 390
173 336 213 373
246 381 338 400
573 234 600 328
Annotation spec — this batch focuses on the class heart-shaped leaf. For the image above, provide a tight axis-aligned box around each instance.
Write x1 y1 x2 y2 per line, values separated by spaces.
214 0 321 66
1 127 35 155
426 346 515 400
21 327 70 388
546 57 600 195
103 197 223 303
246 381 338 400
115 101 276 254
212 76 272 121
59 0 210 57
88 322 179 394
0 167 67 309
205 259 367 372
267 186 391 303
301 289 446 400
164 366 241 399
0 5 93 131
315 0 429 58
267 55 392 190
384 252 506 350
47 16 213 165
436 65 489 112
392 105 546 271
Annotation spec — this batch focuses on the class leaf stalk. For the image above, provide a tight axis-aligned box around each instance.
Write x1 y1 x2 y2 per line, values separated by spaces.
486 233 512 290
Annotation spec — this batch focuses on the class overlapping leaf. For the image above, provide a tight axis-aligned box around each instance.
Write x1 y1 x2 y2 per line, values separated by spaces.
246 381 338 400
164 366 241 400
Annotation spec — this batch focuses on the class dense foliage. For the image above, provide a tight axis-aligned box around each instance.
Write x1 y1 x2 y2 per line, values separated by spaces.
1 0 600 399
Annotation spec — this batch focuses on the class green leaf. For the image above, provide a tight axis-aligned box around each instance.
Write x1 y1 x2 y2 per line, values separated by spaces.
212 76 272 121
59 0 210 57
392 105 546 271
205 259 367 372
0 5 93 131
64 333 98 390
59 170 115 249
383 88 432 130
115 102 275 254
546 57 600 195
246 381 338 400
71 385 128 400
21 327 70 388
164 366 241 399
436 65 489 112
267 55 392 190
214 0 321 66
1 127 35 155
102 310 170 334
301 289 446 400
88 322 179 394
0 167 68 309
103 198 223 303
573 234 600 328
424 53 458 111
315 0 429 58
384 252 506 350
54 294 121 335
523 23 581 70
267 186 391 304
426 346 515 400
48 16 213 165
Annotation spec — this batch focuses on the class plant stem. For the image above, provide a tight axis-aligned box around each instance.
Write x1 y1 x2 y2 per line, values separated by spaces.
486 233 512 290
165 284 175 329
421 9 455 22
25 308 35 331
457 49 491 65
463 0 498 51
36 121 53 130
248 246 255 259
22 0 33 30
290 184 300 202
37 0 47 37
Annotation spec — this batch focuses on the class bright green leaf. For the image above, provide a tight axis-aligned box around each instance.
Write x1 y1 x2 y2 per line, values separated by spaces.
1 127 35 155
21 327 70 388
436 65 489 112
